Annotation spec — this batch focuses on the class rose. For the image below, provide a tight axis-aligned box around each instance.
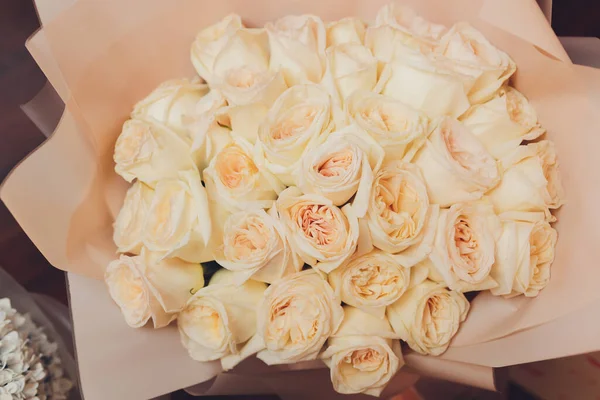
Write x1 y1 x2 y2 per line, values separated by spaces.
190 14 243 83
322 43 378 105
203 137 283 213
346 90 430 162
214 207 303 285
328 250 411 318
491 212 558 297
143 170 213 263
460 87 545 158
277 187 359 273
131 77 209 140
266 15 326 86
295 126 384 217
386 280 469 356
436 23 516 104
208 29 287 107
365 24 435 65
377 52 475 118
113 181 154 254
255 84 335 186
487 141 565 221
320 307 403 396
413 117 500 207
189 89 232 171
375 3 447 42
105 251 204 329
326 18 366 47
428 202 502 292
113 119 196 185
366 161 439 267
177 269 267 368
254 270 344 365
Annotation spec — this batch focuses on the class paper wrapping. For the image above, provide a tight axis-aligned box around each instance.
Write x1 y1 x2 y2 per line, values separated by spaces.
3 0 600 398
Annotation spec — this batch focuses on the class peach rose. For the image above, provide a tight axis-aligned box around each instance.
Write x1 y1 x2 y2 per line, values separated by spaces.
276 187 359 273
413 117 500 207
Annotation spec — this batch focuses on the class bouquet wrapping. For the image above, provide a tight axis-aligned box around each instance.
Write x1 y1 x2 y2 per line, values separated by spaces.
3 0 600 398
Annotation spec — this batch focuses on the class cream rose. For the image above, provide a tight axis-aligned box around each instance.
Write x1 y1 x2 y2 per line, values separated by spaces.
295 126 384 217
491 213 558 298
326 17 366 47
266 15 326 86
487 141 565 220
320 307 403 396
365 24 435 65
190 14 243 83
276 187 359 273
131 77 209 140
428 202 502 292
189 90 232 171
203 137 283 213
387 280 469 356
328 250 411 318
322 43 378 105
436 23 516 104
255 270 344 365
214 207 303 285
413 117 500 207
208 28 287 107
255 84 335 186
143 170 213 263
347 90 430 162
105 251 204 329
113 119 196 185
178 269 267 368
375 3 447 42
460 87 545 158
366 161 439 268
113 181 154 254
377 52 474 118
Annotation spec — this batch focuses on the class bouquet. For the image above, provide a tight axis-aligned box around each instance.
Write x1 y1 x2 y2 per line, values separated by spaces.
104 3 564 396
0 298 73 400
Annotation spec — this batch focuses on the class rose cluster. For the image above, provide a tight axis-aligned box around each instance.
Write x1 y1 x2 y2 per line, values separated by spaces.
107 3 564 396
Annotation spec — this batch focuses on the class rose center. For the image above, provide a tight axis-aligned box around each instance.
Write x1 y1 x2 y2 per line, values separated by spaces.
530 225 553 265
215 145 258 189
226 68 259 89
271 105 318 140
231 219 270 260
116 125 155 164
362 107 404 132
148 187 189 244
351 265 400 301
114 268 146 309
297 204 341 247
268 297 319 348
454 217 479 269
422 294 452 344
376 175 421 240
316 149 353 178
343 349 384 372
184 305 225 349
